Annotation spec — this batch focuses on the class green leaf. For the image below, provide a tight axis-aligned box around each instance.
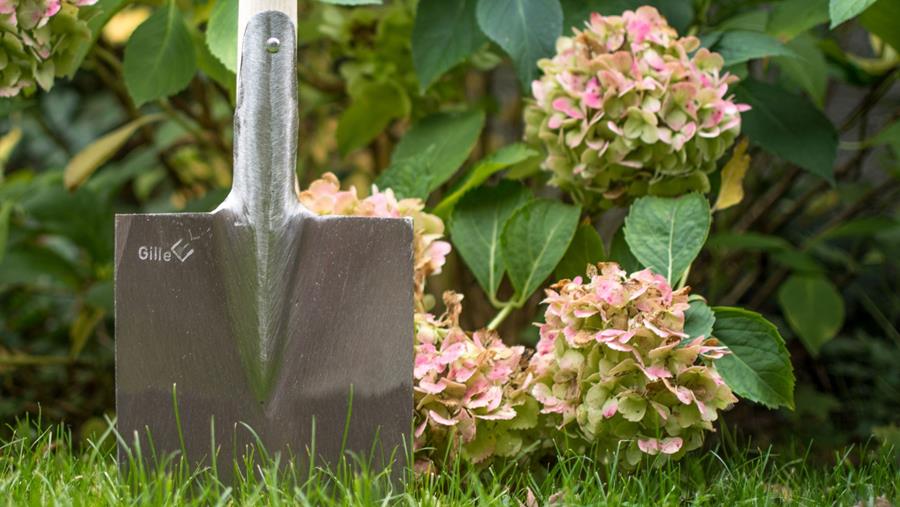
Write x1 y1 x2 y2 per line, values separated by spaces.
501 199 580 303
609 227 642 274
554 222 605 280
63 114 166 190
0 244 81 289
386 109 485 195
776 34 827 107
707 232 793 252
707 30 796 66
194 29 235 96
869 118 900 158
771 250 824 273
412 0 486 91
684 300 715 340
336 81 408 155
777 275 844 356
432 143 537 219
829 0 878 28
69 306 105 359
767 0 829 40
123 0 197 106
820 216 900 240
476 0 563 87
450 182 532 300
716 10 769 32
0 201 12 263
70 0 129 74
623 193 711 285
206 0 238 73
373 147 436 200
859 0 900 52
712 307 795 409
735 79 838 183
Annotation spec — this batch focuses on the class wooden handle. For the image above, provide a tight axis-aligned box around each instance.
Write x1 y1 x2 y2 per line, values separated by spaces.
237 0 297 67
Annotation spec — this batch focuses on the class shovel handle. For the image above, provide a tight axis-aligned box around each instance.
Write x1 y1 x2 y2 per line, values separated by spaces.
238 0 298 66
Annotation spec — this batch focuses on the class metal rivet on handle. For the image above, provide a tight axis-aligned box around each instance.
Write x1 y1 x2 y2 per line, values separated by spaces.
265 37 280 53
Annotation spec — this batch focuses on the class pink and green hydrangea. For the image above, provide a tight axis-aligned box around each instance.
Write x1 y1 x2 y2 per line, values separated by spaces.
529 262 737 465
413 292 538 470
524 7 749 209
0 0 97 97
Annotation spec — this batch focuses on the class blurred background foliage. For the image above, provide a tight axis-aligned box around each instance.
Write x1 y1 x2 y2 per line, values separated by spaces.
0 0 897 459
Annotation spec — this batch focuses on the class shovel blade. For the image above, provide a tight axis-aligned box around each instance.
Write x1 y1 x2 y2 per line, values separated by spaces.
115 211 413 479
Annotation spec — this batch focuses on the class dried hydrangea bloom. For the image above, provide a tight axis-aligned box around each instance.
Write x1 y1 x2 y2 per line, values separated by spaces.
0 0 97 97
298 172 451 304
413 292 538 469
524 7 749 209
530 262 736 465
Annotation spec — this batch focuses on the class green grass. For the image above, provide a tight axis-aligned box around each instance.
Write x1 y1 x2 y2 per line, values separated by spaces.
0 422 896 506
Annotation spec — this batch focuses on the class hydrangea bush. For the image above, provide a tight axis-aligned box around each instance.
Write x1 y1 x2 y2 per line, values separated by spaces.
524 6 749 208
530 263 736 464
0 0 96 97
299 173 745 470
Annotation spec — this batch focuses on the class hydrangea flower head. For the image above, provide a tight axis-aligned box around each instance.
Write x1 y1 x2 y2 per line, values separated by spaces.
0 0 97 97
530 262 736 465
524 7 749 209
299 172 451 304
413 292 538 469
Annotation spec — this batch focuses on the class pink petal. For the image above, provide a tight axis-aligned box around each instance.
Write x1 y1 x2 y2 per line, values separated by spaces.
428 410 458 426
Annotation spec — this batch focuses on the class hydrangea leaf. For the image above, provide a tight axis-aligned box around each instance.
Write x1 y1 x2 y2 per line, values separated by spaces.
735 79 837 183
713 138 751 212
337 81 408 155
508 396 539 430
775 34 828 107
706 30 797 66
206 0 237 73
64 114 166 190
450 182 532 300
609 228 642 274
71 0 130 75
432 143 537 219
829 0 877 28
859 0 900 54
555 221 606 280
123 0 197 106
386 109 485 196
501 199 581 303
0 201 12 263
476 0 563 87
412 0 486 91
712 307 795 409
462 427 497 463
776 275 844 357
494 431 523 457
623 193 711 285
706 232 793 253
684 300 715 340
373 147 438 200
767 0 829 40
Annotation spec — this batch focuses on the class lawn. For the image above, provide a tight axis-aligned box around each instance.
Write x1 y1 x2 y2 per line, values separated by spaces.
1 423 896 506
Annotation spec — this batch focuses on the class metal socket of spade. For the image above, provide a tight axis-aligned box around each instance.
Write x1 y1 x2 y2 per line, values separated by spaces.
115 11 413 481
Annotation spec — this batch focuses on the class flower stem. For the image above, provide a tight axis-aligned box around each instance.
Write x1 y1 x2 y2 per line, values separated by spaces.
487 305 514 331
